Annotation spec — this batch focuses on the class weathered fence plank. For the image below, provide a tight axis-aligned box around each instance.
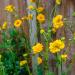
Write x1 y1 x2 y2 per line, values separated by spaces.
27 0 38 75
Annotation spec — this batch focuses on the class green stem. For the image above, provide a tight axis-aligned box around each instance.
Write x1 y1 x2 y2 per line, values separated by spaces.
43 34 49 74
27 63 31 75
56 53 62 75
48 4 57 29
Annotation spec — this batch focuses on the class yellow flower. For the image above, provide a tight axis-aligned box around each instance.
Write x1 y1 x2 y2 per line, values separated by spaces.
49 39 65 53
32 43 43 54
36 7 44 13
52 28 56 33
5 5 15 12
61 54 67 60
56 0 61 5
37 57 42 65
53 15 63 29
40 29 45 34
20 60 27 66
37 14 45 23
30 0 36 2
14 19 22 28
28 5 35 10
27 14 33 20
2 22 7 30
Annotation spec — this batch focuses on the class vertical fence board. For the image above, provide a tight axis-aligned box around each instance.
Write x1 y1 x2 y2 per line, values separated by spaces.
27 0 38 75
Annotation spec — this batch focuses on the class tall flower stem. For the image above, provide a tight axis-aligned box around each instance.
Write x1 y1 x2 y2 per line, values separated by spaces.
43 33 50 75
56 53 62 75
26 63 32 75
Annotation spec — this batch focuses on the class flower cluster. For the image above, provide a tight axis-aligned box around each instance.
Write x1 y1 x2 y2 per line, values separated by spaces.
49 39 65 53
52 15 64 32
32 43 43 54
0 0 71 74
5 5 15 12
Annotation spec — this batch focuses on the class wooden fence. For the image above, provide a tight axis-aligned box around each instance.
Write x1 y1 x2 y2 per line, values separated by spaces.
0 0 75 75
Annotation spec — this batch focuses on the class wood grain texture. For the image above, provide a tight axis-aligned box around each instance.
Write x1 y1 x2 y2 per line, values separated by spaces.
0 0 75 75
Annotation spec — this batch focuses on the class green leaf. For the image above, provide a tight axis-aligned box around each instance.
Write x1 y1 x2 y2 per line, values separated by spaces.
9 28 18 37
0 62 7 75
61 71 67 75
45 71 55 75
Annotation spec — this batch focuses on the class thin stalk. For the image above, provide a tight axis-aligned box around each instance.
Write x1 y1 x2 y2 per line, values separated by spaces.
27 63 31 75
43 33 49 75
48 4 57 29
56 53 62 75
